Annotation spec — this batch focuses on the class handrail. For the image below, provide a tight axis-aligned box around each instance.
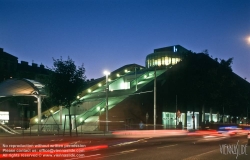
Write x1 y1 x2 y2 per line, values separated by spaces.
75 100 105 125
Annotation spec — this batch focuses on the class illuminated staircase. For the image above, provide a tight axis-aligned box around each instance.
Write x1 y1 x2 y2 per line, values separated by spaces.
29 65 166 132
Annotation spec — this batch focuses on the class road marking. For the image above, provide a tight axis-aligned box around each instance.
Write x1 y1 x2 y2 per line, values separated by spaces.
111 138 149 147
95 152 127 159
157 144 178 148
120 149 138 153
50 139 63 141
183 149 218 160
94 149 138 159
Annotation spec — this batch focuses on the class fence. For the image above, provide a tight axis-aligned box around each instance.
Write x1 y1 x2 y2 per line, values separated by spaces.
0 122 61 136
0 120 185 136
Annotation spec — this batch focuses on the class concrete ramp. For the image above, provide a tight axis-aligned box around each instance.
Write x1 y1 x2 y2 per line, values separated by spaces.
0 124 21 134
76 116 99 132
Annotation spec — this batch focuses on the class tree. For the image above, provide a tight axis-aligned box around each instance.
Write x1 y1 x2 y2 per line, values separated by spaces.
45 56 86 136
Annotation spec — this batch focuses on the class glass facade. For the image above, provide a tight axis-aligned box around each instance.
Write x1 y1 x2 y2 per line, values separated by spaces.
162 112 186 129
204 113 218 122
145 45 188 68
187 111 199 130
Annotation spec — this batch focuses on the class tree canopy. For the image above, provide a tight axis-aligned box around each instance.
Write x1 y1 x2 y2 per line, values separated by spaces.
45 56 86 108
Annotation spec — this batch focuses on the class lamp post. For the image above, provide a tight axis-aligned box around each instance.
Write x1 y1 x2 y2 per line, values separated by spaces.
146 113 149 129
154 68 156 130
104 70 110 132
247 106 249 125
135 66 137 91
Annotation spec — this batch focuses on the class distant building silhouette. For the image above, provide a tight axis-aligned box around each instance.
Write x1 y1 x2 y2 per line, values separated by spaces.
0 48 50 83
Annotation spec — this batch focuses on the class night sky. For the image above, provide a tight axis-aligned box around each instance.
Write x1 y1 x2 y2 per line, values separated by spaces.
0 0 249 81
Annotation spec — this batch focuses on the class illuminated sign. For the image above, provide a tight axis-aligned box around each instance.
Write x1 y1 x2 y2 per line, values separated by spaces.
0 111 9 120
173 46 177 52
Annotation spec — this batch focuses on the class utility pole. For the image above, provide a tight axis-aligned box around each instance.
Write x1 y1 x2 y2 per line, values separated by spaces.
146 113 149 129
154 68 156 130
176 95 177 126
135 66 137 91
192 111 195 130
105 74 109 132
247 106 249 125
104 71 110 133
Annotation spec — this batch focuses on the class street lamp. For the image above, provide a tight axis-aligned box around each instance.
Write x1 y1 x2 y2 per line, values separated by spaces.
103 70 110 132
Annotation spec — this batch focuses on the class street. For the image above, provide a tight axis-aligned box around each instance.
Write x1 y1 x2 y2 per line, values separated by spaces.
0 130 249 160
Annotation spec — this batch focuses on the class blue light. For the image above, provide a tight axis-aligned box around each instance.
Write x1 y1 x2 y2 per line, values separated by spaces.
173 46 177 52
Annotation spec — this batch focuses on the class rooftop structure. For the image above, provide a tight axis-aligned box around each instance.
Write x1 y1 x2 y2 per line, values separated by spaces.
145 45 189 68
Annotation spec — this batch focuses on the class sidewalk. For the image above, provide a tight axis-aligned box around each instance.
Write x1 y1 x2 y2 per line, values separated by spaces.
0 129 114 137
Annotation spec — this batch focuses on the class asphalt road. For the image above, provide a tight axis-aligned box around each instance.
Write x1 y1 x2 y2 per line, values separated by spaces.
0 132 249 160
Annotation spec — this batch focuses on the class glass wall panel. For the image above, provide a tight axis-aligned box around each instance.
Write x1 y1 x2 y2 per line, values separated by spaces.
162 112 186 129
162 112 176 128
168 58 171 65
212 114 218 122
158 59 161 66
172 58 176 64
187 111 199 130
165 57 168 65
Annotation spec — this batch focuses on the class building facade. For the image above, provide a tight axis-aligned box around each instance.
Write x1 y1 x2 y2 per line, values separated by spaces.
145 45 188 68
0 45 249 132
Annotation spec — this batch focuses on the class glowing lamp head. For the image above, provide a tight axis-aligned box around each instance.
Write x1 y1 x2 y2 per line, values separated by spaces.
245 36 250 44
103 71 110 76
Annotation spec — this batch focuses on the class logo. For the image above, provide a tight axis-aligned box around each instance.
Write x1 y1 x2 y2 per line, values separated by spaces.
219 140 247 159
173 46 177 52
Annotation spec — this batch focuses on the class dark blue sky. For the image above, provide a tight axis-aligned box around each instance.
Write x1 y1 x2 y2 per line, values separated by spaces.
1 0 249 81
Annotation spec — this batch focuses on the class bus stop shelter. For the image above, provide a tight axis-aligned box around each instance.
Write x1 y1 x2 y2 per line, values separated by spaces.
0 78 46 131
